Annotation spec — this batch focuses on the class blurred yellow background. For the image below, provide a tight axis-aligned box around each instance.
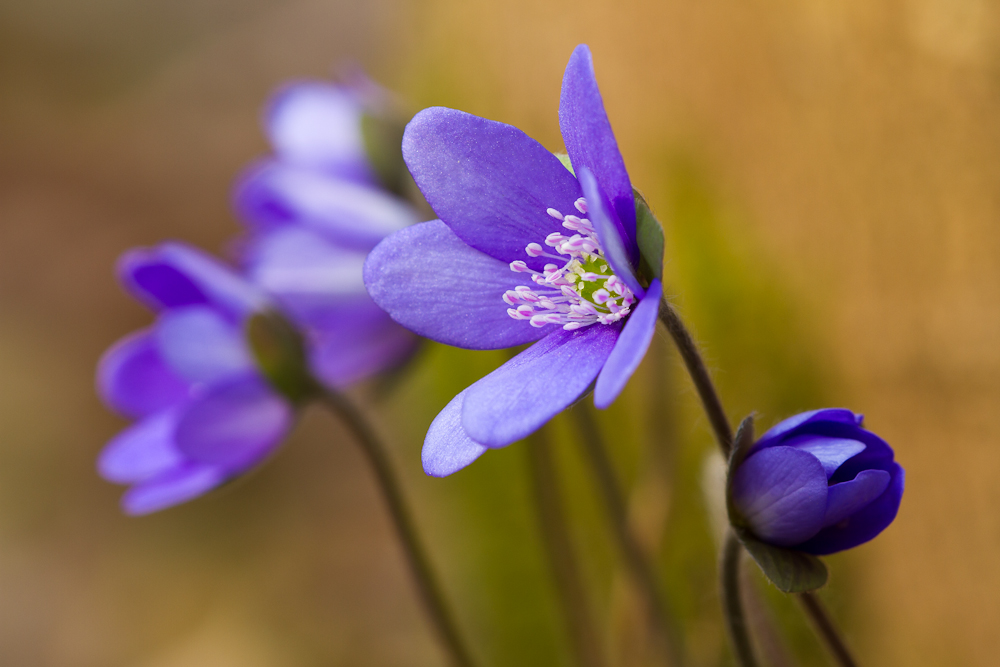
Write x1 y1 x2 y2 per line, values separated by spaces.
0 0 996 665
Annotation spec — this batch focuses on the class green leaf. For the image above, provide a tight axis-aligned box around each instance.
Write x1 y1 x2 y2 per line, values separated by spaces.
245 311 316 404
634 189 664 283
738 532 828 593
728 414 756 478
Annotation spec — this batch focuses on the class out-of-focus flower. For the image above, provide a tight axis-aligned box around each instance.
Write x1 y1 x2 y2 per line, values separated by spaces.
729 409 904 555
364 44 664 477
97 243 296 515
233 75 422 389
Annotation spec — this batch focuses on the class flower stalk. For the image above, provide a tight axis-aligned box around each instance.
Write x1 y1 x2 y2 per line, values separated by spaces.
572 402 684 667
797 593 859 667
316 387 477 667
721 531 760 667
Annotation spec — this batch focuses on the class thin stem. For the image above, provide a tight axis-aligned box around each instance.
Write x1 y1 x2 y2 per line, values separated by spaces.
721 532 760 667
525 428 607 667
317 388 476 667
657 299 733 457
572 402 683 667
797 593 859 667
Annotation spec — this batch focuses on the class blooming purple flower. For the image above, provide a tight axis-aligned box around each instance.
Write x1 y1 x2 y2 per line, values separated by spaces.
97 243 295 515
363 44 663 476
729 409 904 555
233 76 421 388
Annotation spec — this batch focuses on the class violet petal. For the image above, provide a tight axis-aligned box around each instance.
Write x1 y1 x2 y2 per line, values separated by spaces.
363 220 549 349
821 469 891 527
174 375 293 470
121 463 224 516
155 306 255 384
422 389 489 477
579 167 644 297
731 446 829 547
784 435 866 479
559 44 637 256
98 411 183 484
462 324 620 447
97 329 191 419
402 107 581 270
593 278 661 408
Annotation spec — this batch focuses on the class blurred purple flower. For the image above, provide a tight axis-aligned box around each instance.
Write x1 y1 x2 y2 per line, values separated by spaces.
99 74 426 514
233 76 421 389
364 44 662 476
729 409 904 555
97 243 294 515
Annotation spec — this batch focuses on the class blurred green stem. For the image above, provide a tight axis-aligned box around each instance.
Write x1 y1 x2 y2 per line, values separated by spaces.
572 402 684 666
525 428 607 667
658 298 858 667
317 388 477 667
722 531 760 667
797 593 859 667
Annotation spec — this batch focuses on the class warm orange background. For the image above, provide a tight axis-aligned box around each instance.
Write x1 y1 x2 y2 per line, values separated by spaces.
0 0 995 665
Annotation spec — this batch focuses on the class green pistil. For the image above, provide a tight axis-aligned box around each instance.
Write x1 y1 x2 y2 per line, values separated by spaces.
567 256 614 311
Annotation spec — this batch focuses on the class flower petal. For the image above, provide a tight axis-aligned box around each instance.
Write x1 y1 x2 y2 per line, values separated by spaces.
309 306 419 388
120 243 268 317
98 411 183 484
97 329 191 419
462 324 621 447
422 389 489 477
821 469 891 527
363 220 549 349
244 226 370 324
579 167 643 297
121 463 224 516
754 408 862 449
402 107 581 270
265 82 373 181
174 375 293 470
798 463 904 555
559 44 636 252
155 306 255 384
233 162 417 250
784 436 866 479
593 278 661 408
731 446 829 547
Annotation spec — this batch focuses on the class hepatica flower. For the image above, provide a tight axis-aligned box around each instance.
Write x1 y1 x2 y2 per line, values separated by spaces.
233 75 422 388
97 243 296 515
729 409 904 556
364 45 664 476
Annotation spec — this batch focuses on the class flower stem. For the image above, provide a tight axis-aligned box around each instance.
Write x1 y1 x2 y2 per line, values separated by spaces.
525 428 607 667
572 402 684 667
797 592 859 667
317 388 477 667
721 531 760 667
657 300 733 458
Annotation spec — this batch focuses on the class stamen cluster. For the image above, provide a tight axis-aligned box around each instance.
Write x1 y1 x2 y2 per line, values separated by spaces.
503 198 636 330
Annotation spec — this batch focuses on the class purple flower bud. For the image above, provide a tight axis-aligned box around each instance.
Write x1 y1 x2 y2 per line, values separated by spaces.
729 409 904 555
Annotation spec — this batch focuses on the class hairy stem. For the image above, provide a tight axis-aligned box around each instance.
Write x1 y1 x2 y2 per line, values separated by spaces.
317 388 476 667
526 428 607 667
722 531 760 667
573 402 683 666
797 593 859 667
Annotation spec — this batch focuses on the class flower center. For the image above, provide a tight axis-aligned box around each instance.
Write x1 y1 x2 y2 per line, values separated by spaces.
503 197 636 330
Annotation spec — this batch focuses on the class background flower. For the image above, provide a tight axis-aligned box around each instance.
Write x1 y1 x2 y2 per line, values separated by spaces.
233 77 422 389
729 409 904 555
96 243 294 515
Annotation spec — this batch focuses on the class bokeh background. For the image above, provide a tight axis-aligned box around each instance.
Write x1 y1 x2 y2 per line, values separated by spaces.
0 0 996 664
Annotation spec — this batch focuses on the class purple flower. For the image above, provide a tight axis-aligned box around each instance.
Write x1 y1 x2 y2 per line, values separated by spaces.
97 243 295 515
363 44 663 476
233 77 421 387
729 409 904 555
